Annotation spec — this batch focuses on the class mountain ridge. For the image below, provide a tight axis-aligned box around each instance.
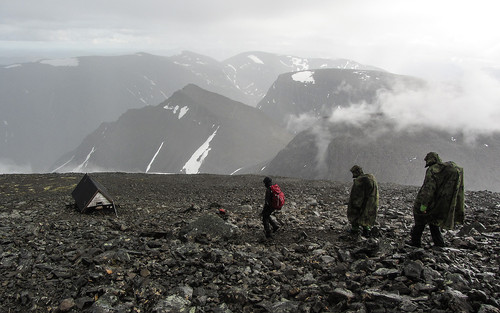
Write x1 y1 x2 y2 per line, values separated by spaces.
51 84 292 175
1 51 375 172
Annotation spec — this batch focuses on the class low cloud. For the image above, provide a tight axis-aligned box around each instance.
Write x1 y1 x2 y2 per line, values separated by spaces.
316 67 500 141
309 122 335 173
290 67 500 172
286 113 320 134
378 68 500 136
0 159 32 174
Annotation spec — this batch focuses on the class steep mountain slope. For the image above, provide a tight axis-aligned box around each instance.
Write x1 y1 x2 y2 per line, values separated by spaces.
257 68 424 132
51 84 292 174
0 51 378 172
262 117 500 191
0 53 233 171
254 67 500 192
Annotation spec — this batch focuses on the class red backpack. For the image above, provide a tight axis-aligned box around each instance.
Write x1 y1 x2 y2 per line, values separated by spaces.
270 184 285 210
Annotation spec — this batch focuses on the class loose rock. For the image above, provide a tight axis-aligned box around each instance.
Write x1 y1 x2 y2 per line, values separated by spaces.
0 173 498 312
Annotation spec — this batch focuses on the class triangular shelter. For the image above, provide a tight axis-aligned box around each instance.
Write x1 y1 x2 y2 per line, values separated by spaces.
72 174 116 215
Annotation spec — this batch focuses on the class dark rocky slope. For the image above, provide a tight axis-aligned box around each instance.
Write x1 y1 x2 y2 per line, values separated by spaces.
262 118 500 192
0 173 499 312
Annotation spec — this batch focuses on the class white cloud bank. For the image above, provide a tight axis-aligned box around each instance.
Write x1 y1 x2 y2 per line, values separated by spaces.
302 67 500 141
376 69 500 135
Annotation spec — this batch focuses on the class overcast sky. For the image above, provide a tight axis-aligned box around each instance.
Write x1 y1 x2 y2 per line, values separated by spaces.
1 0 499 79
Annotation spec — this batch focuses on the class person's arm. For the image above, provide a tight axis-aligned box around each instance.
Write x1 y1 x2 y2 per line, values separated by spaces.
417 168 437 212
264 187 271 208
349 178 365 210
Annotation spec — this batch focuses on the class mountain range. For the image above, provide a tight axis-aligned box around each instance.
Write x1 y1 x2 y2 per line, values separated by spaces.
48 67 414 176
51 84 292 175
0 51 376 172
2 51 499 191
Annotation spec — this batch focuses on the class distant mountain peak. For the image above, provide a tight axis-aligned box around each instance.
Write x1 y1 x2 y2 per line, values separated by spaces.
51 84 292 175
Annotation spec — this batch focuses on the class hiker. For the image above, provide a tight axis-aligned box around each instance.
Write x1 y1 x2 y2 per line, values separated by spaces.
262 176 280 238
409 152 465 248
347 165 379 237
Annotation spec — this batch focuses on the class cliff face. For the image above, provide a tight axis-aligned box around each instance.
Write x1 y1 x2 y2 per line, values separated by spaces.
0 173 499 312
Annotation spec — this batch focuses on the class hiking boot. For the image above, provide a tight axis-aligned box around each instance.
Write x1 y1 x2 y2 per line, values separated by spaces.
432 245 445 251
405 240 421 248
370 226 380 238
350 232 361 240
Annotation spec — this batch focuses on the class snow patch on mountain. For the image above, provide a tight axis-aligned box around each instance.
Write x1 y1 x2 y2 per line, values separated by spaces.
143 75 157 86
353 71 371 81
290 57 309 71
231 168 242 175
339 61 360 69
52 156 75 173
173 61 190 67
292 71 315 84
164 103 190 119
182 126 219 174
73 147 95 172
4 64 22 69
40 58 79 67
146 141 164 173
178 107 189 119
247 55 264 64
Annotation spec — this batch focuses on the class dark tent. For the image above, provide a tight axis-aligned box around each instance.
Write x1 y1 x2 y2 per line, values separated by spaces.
72 174 117 215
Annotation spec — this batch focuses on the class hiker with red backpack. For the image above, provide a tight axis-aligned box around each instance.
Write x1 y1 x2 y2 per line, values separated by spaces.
262 176 285 238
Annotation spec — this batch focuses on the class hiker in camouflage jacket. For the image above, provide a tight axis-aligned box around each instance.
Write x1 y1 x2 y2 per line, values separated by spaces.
410 152 465 248
347 165 379 236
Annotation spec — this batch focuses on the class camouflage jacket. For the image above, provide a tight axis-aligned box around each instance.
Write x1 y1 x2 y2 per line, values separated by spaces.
414 161 465 229
348 173 379 226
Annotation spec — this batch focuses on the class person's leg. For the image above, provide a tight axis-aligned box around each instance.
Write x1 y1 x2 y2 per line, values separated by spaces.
430 224 445 247
350 221 361 234
269 212 279 232
410 222 426 247
262 207 273 238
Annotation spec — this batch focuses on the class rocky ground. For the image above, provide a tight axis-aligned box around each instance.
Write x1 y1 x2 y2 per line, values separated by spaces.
0 173 499 313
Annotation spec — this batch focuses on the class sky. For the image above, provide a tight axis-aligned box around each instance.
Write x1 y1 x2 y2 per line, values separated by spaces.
1 0 499 80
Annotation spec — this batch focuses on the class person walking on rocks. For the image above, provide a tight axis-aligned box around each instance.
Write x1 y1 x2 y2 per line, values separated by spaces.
409 152 465 248
262 176 280 238
347 165 379 237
